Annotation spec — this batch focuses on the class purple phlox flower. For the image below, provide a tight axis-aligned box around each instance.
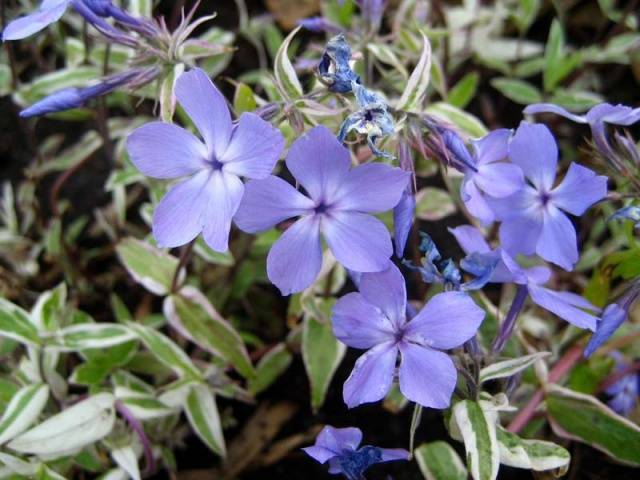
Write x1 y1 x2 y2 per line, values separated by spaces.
358 0 386 32
585 278 640 357
318 34 361 93
610 205 640 229
524 102 640 167
298 16 344 34
20 67 158 118
338 82 395 158
331 263 485 408
487 122 608 271
450 225 601 331
126 68 284 253
393 140 415 257
420 117 477 172
605 352 639 416
303 426 409 480
460 128 524 225
234 126 410 295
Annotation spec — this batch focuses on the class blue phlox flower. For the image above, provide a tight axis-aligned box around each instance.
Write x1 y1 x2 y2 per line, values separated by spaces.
393 140 416 257
605 352 639 416
298 16 344 34
318 34 361 93
610 205 640 229
420 117 478 172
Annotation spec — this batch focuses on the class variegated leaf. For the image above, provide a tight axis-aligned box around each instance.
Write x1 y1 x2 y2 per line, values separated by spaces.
479 352 550 383
184 384 226 457
397 32 432 112
0 383 50 444
415 441 468 480
274 26 303 100
496 426 570 473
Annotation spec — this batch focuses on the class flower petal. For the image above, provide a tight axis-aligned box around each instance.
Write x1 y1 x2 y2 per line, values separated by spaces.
302 445 338 464
201 171 244 252
359 264 407 329
499 214 543 258
462 179 496 225
472 128 511 165
220 113 284 179
448 225 491 255
286 126 351 203
127 122 207 179
509 122 558 191
474 162 524 198
174 69 231 157
331 163 410 212
152 170 210 248
523 103 588 124
303 426 362 463
2 1 69 40
234 176 315 233
551 162 608 216
536 205 578 271
377 448 411 462
266 215 322 295
332 292 395 349
585 103 640 126
584 304 627 357
393 191 415 257
343 342 397 408
398 343 457 409
528 285 598 331
322 211 392 273
404 292 484 349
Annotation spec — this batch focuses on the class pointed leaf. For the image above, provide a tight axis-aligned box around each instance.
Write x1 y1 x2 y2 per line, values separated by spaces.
397 32 432 112
0 383 50 444
0 298 40 347
248 343 293 396
48 324 136 351
274 26 303 100
185 384 226 457
415 441 468 480
111 445 141 480
496 426 570 472
479 352 550 383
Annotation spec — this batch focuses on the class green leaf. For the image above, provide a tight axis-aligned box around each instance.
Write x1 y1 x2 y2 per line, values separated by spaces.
415 441 467 480
425 102 488 137
274 26 303 100
491 78 542 105
496 426 570 473
479 352 550 383
367 43 409 78
0 298 40 347
31 284 67 332
185 384 226 457
415 188 456 221
234 83 257 114
159 65 183 123
0 65 12 96
111 445 140 480
0 383 50 444
397 32 432 112
545 385 640 465
549 89 603 111
69 362 111 386
36 465 68 480
248 343 293 395
163 286 254 378
301 297 345 412
543 21 580 92
127 322 202 380
447 72 479 109
49 324 136 351
116 237 179 295
452 400 499 480
117 395 175 421
13 67 100 106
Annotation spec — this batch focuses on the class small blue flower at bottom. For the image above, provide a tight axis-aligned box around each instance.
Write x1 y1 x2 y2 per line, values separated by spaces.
605 352 639 416
303 426 409 480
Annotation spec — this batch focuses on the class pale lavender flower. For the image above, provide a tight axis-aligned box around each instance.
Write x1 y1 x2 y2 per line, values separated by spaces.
331 263 484 408
460 129 524 225
126 68 284 253
393 140 415 257
450 225 600 331
303 426 408 480
235 126 409 295
606 352 639 416
488 122 607 271
298 16 343 34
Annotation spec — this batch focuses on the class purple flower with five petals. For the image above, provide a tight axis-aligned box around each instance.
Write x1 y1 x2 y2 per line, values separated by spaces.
303 426 408 480
488 122 607 271
461 128 524 225
331 263 484 408
450 225 600 331
126 68 284 253
234 126 410 295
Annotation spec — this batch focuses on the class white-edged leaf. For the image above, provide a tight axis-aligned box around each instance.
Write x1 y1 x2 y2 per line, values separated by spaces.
248 343 293 396
479 352 550 383
48 324 136 351
36 464 68 480
100 468 129 480
117 393 175 421
415 441 467 480
8 393 115 458
397 32 432 112
0 451 37 476
452 400 499 480
0 298 40 347
415 187 456 221
496 426 570 472
0 384 49 444
111 445 141 480
274 26 303 100
425 102 488 137
116 237 180 295
31 283 67 332
184 384 226 457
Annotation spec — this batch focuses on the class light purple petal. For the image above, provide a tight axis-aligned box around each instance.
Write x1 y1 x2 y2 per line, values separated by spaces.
551 162 608 216
404 292 484 349
266 215 322 295
523 103 588 124
126 122 207 179
322 211 392 273
472 128 511 165
393 191 415 257
2 1 69 40
523 265 552 285
302 445 338 464
528 285 598 331
220 113 284 179
343 342 398 408
305 426 362 462
398 343 457 409
174 69 231 157
448 225 491 254
331 163 410 212
474 162 524 198
201 171 244 252
499 214 543 258
509 122 558 191
585 103 640 126
486 184 539 221
536 205 578 271
359 263 407 329
152 170 210 248
462 179 496 225
332 292 395 349
584 304 627 357
234 176 315 233
286 126 351 203
378 448 411 462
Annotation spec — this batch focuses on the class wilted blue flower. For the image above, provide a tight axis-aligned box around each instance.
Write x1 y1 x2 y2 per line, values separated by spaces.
450 225 601 331
338 83 395 158
605 352 639 416
420 118 477 172
610 206 640 229
460 128 524 225
488 122 608 271
298 16 343 34
332 263 484 408
318 34 360 93
303 426 409 480
127 68 284 253
235 126 410 295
